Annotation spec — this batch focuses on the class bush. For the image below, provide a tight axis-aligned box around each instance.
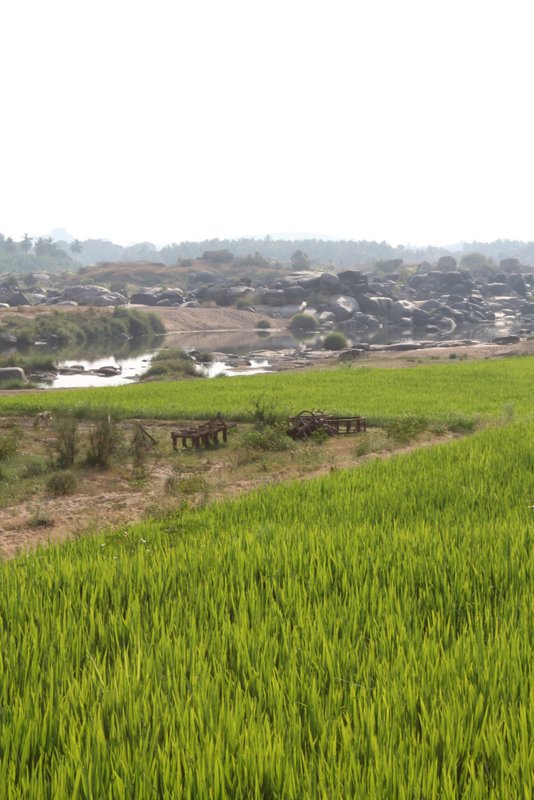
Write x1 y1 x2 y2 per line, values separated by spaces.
235 296 253 310
51 417 79 469
165 474 209 500
251 396 282 428
323 332 348 351
46 470 78 496
20 459 48 479
130 424 157 473
289 313 317 332
0 427 21 461
384 414 429 443
85 414 121 469
242 423 293 452
445 414 479 434
144 348 198 379
28 508 54 528
255 319 271 330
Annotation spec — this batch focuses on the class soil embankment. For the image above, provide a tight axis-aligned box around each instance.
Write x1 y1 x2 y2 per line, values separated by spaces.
146 306 274 333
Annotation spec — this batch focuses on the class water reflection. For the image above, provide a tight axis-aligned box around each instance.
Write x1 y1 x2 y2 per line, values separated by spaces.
25 316 529 389
201 359 273 378
50 355 155 388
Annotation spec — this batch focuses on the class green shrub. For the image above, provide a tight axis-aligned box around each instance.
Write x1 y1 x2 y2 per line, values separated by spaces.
235 296 253 310
384 414 429 443
354 430 392 457
242 423 293 452
144 348 198 379
51 417 79 469
0 380 34 391
0 427 21 461
251 395 283 428
28 508 54 527
255 319 271 330
46 470 78 496
289 313 317 332
85 414 121 469
130 424 156 472
20 459 48 479
164 474 209 502
323 332 348 351
178 475 209 496
445 414 479 434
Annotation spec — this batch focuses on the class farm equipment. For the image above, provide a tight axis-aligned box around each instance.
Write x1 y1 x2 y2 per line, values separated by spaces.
171 413 236 450
287 410 367 440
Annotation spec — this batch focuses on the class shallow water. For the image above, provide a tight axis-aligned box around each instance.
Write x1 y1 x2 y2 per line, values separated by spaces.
33 317 525 389
49 355 155 388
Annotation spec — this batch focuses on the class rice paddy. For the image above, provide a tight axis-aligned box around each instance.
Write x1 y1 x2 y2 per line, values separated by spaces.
0 360 532 797
0 356 533 422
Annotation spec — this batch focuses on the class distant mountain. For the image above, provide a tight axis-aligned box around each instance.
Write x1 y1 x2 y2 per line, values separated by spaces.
50 228 75 243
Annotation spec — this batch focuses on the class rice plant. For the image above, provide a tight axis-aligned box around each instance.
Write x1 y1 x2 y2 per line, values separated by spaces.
0 423 532 797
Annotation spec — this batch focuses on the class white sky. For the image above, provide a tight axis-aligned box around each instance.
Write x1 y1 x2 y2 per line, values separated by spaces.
1 0 533 247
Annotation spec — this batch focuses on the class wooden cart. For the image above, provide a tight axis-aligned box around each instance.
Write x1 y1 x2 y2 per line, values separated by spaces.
171 413 236 450
287 410 366 440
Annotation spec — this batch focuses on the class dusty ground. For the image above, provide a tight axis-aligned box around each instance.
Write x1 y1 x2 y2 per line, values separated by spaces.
149 305 274 333
0 304 274 333
0 414 462 559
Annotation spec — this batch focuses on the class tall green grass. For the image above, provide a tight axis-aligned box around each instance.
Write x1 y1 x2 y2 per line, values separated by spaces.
0 423 532 797
1 357 533 421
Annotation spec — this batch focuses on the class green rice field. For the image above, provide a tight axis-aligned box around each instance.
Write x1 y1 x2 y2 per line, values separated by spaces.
0 361 533 797
1 356 533 422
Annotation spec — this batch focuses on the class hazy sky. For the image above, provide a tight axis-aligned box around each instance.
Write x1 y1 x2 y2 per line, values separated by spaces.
1 0 532 247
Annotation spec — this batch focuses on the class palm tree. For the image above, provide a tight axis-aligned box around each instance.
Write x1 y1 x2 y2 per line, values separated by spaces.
19 233 33 252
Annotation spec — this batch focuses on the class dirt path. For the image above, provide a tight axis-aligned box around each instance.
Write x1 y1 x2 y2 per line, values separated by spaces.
0 414 465 559
148 306 275 332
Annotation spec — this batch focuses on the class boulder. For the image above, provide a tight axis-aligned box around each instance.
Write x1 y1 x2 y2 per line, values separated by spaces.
157 288 184 304
0 290 32 306
389 299 416 322
378 259 404 272
437 255 457 271
284 285 307 304
226 286 251 301
507 274 528 296
192 270 217 283
338 270 368 293
91 292 128 307
323 295 360 321
205 286 232 306
0 367 27 383
283 272 322 290
261 289 288 307
412 307 432 326
129 292 159 305
499 258 521 272
357 295 391 316
318 311 337 324
351 312 380 330
484 283 511 296
338 348 368 361
269 304 309 319
492 335 520 345
319 272 342 293
61 285 127 306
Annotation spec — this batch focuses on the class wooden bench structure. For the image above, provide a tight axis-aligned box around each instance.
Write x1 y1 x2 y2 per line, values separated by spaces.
171 413 236 450
287 410 367 440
